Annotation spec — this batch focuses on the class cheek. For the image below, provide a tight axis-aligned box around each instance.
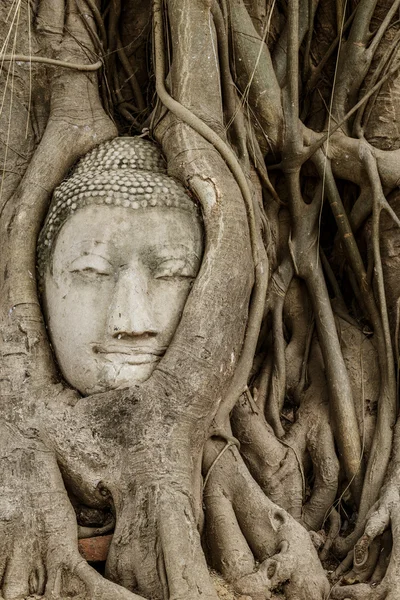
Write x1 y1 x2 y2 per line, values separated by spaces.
45 278 112 352
151 280 192 335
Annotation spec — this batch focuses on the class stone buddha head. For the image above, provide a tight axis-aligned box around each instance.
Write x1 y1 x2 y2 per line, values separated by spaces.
37 138 203 395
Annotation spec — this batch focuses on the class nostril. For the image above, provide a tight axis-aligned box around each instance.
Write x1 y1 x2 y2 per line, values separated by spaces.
107 271 159 337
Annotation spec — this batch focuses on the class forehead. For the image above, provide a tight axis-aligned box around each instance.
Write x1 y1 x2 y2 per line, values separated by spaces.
51 204 202 264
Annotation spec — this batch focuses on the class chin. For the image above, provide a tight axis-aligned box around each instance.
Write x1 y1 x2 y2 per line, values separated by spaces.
76 362 157 396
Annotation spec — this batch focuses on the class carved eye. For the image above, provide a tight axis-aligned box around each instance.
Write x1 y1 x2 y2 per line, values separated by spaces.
153 258 196 280
69 255 113 279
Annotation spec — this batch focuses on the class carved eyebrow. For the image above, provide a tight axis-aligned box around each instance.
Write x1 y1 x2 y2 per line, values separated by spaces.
59 240 114 259
69 240 115 252
145 246 201 267
146 243 201 257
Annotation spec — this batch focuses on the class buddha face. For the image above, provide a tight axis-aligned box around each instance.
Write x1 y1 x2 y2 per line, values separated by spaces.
43 204 203 395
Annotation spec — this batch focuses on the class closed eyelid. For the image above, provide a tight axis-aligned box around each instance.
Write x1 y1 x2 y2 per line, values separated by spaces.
152 256 195 270
157 257 188 265
67 254 113 271
152 256 199 278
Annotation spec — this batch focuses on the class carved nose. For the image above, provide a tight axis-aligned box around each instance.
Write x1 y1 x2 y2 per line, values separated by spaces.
107 269 158 338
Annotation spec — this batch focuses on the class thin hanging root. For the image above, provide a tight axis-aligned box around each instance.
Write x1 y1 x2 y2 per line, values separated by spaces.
284 0 300 147
313 152 396 546
0 54 102 70
326 0 389 131
320 247 345 304
74 0 105 57
0 0 21 210
266 298 286 438
227 0 283 152
364 0 400 58
116 33 145 112
282 10 363 497
295 315 314 399
107 0 121 49
283 61 400 171
82 0 108 48
302 0 316 78
105 0 120 106
365 149 396 376
246 130 281 205
330 150 397 556
263 255 293 434
274 0 319 86
285 166 364 504
320 508 340 561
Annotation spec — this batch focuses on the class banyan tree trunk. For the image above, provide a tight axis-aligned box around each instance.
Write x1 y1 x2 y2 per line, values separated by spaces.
2 1 400 599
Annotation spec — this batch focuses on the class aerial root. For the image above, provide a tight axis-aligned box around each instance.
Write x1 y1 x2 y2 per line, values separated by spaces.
320 508 341 561
371 531 392 584
106 480 219 600
343 537 382 584
203 441 329 600
332 483 400 600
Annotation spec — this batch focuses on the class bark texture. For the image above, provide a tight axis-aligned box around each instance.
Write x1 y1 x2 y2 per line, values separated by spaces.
2 0 400 599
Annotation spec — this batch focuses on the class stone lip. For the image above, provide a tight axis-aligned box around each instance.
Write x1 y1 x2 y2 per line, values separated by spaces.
78 534 113 562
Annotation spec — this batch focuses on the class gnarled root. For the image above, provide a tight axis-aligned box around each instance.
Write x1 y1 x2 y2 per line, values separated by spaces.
331 481 400 600
232 347 340 533
105 479 218 600
231 396 304 519
0 420 143 600
203 439 330 600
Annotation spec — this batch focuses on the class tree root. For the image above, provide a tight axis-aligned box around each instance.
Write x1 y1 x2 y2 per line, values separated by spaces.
203 440 330 600
0 54 102 70
0 421 143 600
231 394 304 520
332 469 400 600
105 481 218 600
232 340 341 532
5 1 400 599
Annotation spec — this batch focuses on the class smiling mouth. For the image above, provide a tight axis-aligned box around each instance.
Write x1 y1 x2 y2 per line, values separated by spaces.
92 344 166 365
